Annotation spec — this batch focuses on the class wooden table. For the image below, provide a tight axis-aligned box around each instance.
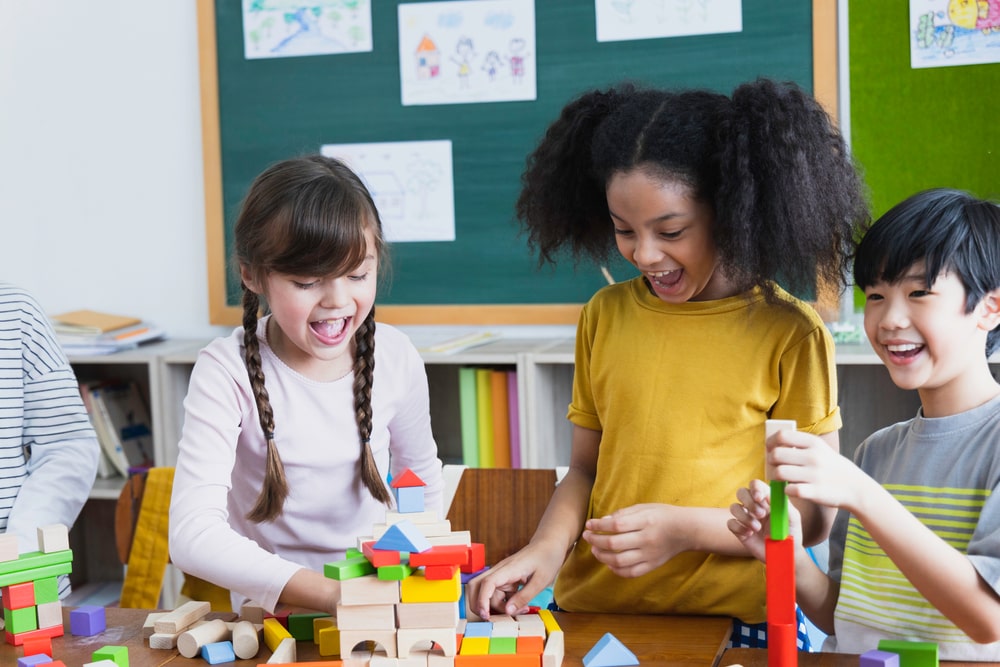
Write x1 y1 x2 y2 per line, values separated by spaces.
5 607 732 667
722 648 992 667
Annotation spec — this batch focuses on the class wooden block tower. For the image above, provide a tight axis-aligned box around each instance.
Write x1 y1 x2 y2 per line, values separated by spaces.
1 525 72 647
325 468 564 667
765 420 797 667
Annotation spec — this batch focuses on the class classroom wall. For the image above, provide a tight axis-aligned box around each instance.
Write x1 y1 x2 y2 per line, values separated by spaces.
0 2 230 340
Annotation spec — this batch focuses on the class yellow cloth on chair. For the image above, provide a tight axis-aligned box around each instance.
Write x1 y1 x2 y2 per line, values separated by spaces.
118 467 230 610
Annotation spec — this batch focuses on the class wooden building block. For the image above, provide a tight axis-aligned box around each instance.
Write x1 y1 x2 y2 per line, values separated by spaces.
153 600 210 634
395 486 425 514
148 632 179 650
0 534 17 562
240 601 266 624
201 640 236 665
536 610 560 634
861 650 901 667
489 637 517 655
18 655 54 667
375 521 432 553
516 636 544 655
362 541 403 567
6 623 63 647
429 532 472 548
765 538 796 625
35 601 62 630
460 637 490 656
288 612 329 641
21 635 53 657
336 603 397 631
232 620 260 660
91 645 128 667
70 605 106 636
4 605 37 634
263 617 294 652
542 631 564 667
460 544 485 575
425 565 460 581
341 575 401 606
377 564 414 581
317 624 341 657
877 640 939 667
514 615 545 638
177 618 229 658
36 526 69 554
582 632 637 667
32 577 59 605
400 570 461 604
396 601 459 629
267 636 297 664
428 652 457 667
141 613 167 639
409 546 469 568
340 628 398 659
386 510 439 525
325 556 377 581
2 581 35 609
398 627 458 658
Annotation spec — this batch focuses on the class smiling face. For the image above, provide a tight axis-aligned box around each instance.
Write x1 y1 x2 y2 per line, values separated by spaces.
606 168 735 302
863 262 1000 415
241 226 379 382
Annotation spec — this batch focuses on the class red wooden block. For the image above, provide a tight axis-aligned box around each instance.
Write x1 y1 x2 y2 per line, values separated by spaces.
22 635 53 657
391 469 426 488
461 543 486 574
767 622 797 667
5 621 63 646
424 564 460 581
409 545 470 567
1 582 35 610
362 541 402 567
765 538 795 625
265 610 291 629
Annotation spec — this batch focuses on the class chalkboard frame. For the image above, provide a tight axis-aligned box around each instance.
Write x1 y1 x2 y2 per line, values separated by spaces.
197 0 837 326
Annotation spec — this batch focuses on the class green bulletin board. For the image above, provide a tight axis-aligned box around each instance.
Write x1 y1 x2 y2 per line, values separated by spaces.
199 1 833 325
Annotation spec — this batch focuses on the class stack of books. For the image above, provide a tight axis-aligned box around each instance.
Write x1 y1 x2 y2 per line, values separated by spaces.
51 309 165 355
79 379 155 479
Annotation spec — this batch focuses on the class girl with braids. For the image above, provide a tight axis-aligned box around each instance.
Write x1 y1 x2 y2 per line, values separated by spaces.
469 79 869 647
170 155 443 615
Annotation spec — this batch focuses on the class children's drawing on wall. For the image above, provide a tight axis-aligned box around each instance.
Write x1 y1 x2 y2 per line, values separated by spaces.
910 0 1000 68
320 140 456 243
398 0 536 106
595 0 742 42
242 0 373 60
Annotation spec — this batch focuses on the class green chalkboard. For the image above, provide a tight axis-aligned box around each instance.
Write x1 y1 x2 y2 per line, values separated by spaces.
849 1 1000 218
199 1 833 325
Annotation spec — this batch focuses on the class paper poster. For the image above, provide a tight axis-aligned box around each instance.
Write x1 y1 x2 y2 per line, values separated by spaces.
910 0 1000 68
398 0 536 106
595 0 742 42
242 0 373 59
320 141 456 243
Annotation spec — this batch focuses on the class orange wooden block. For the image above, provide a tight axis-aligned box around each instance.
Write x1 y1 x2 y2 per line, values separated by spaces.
456 654 541 667
1 582 34 610
6 621 63 646
409 545 470 568
424 564 459 581
22 635 53 657
362 541 402 567
516 636 545 655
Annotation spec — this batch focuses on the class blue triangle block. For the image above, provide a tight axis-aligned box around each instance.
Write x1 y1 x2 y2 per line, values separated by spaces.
583 632 639 667
374 519 432 553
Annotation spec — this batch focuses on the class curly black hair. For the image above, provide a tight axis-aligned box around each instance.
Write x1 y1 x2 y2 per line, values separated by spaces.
516 79 870 302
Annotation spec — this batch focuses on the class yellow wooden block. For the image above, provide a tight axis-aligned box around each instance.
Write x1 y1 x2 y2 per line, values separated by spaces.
263 617 293 651
537 609 561 634
460 636 490 655
399 570 461 603
317 624 341 657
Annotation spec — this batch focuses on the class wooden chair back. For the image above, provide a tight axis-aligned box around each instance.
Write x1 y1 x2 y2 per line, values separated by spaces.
445 468 557 567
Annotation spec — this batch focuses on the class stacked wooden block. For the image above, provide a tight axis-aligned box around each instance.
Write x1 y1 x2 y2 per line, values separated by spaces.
1 525 71 654
324 469 564 667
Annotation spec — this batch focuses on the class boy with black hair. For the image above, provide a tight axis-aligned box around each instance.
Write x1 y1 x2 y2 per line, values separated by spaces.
730 188 1000 658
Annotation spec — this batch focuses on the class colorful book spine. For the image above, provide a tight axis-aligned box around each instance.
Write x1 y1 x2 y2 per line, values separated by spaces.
507 369 521 468
475 368 495 468
490 370 511 468
458 367 479 468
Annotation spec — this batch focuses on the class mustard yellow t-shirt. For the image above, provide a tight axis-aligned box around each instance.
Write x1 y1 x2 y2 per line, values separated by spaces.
555 278 841 624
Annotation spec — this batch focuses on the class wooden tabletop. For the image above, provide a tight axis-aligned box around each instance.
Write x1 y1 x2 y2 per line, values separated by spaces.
8 607 733 667
721 648 993 667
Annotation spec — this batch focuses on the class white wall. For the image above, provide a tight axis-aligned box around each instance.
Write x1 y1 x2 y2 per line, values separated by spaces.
0 1 230 340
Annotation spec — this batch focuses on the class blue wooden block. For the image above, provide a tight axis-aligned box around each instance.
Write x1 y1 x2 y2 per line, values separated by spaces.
202 640 236 665
464 621 493 638
374 519 431 553
396 486 425 513
582 632 639 667
861 650 901 667
70 604 106 636
18 655 53 667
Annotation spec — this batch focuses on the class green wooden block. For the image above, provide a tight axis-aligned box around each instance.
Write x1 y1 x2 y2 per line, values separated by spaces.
288 612 329 641
3 605 38 634
33 576 60 604
0 559 72 587
345 547 362 560
770 480 789 541
878 640 938 667
93 645 130 667
0 549 73 577
377 563 413 581
489 637 517 655
323 556 375 581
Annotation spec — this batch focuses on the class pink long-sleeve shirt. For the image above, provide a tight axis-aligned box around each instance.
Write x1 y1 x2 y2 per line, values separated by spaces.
169 318 443 612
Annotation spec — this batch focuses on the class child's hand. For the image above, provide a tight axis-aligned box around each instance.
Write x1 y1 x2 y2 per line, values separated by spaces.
768 429 865 511
466 540 564 620
728 479 771 561
581 503 686 578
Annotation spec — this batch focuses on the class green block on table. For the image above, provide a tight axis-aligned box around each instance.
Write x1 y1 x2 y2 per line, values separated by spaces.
93 645 130 667
33 576 60 604
4 605 38 634
0 559 73 587
489 636 517 654
0 549 73 576
770 480 789 541
288 612 329 641
323 555 375 581
878 640 938 667
377 563 413 581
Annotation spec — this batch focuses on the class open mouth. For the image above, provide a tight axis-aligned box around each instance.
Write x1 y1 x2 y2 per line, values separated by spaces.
311 317 349 341
647 269 682 289
886 343 923 360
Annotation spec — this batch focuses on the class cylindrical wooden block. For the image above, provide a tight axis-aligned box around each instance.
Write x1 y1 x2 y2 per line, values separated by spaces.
177 618 229 658
232 619 260 660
